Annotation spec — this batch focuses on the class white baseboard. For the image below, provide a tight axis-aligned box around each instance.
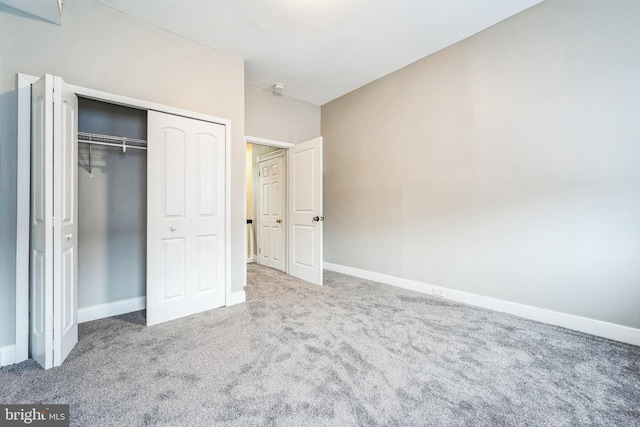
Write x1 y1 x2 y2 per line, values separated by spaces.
78 297 146 324
324 262 640 347
0 344 16 367
227 291 246 306
324 263 435 295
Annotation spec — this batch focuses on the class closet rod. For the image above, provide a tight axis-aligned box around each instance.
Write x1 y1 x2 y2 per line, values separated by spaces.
78 131 147 152
78 140 147 151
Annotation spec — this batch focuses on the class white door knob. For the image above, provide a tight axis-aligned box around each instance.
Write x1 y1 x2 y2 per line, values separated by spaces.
170 227 177 232
66 233 73 241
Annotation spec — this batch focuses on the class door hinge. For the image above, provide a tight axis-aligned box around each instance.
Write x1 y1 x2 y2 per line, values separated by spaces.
52 217 55 227
258 171 261 177
258 248 261 254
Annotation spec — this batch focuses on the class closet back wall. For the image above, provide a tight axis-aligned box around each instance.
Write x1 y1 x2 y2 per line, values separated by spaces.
78 99 147 311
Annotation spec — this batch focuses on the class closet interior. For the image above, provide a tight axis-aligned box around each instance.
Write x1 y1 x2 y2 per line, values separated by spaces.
77 98 147 318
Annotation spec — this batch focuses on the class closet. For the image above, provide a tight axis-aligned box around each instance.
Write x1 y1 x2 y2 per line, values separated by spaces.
26 74 229 369
77 99 147 320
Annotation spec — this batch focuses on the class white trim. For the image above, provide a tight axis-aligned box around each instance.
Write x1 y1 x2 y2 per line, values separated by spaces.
15 74 32 364
71 84 232 128
256 149 285 163
78 297 146 324
0 345 17 367
227 291 246 306
243 140 249 285
19 73 231 127
245 135 294 148
324 262 640 347
224 114 233 310
323 262 432 295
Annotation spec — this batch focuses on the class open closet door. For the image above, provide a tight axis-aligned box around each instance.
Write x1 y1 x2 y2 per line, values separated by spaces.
288 137 323 285
30 75 54 369
53 76 79 366
147 111 226 326
30 75 78 369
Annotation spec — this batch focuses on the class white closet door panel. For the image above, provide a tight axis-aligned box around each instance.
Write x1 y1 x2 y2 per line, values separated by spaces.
147 111 226 326
61 99 75 225
32 254 46 334
163 128 186 218
53 76 78 366
197 236 217 291
61 248 74 332
288 137 323 285
192 127 225 309
196 133 217 217
30 75 54 369
162 238 186 299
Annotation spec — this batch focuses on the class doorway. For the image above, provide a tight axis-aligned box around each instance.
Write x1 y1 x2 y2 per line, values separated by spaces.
247 143 287 272
244 136 324 285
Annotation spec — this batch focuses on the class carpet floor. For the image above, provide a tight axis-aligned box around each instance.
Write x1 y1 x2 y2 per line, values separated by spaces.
1 264 639 426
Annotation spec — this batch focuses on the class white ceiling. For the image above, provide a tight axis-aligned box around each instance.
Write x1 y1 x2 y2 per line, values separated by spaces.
96 0 543 105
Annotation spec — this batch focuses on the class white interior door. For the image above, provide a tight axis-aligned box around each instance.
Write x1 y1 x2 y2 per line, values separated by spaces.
30 74 78 369
257 155 285 271
147 111 226 326
288 137 323 285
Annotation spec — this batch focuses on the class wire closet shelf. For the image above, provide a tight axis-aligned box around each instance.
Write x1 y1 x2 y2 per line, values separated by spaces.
78 131 147 152
78 131 147 178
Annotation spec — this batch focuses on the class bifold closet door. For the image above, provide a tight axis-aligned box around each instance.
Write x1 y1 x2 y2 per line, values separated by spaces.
30 74 79 369
147 111 226 326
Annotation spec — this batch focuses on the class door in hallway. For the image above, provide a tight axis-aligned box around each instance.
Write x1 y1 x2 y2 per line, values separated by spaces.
257 154 285 272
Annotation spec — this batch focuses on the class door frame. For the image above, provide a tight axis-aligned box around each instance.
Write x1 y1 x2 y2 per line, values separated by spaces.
244 136 294 273
15 73 233 365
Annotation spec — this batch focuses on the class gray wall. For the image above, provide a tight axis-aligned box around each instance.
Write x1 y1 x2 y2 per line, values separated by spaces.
0 0 245 347
245 84 320 144
322 0 640 328
77 99 147 309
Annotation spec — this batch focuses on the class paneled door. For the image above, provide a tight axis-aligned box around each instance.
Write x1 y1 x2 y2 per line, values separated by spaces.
257 154 285 272
288 137 323 285
30 74 78 369
147 111 226 326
